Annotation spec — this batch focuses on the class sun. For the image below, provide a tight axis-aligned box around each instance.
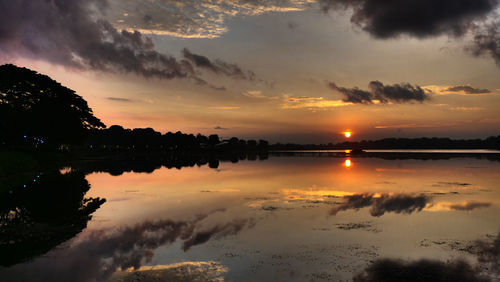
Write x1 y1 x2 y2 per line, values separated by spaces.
344 131 352 138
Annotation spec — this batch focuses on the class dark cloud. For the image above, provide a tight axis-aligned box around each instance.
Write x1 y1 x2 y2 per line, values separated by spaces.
319 0 499 39
353 258 489 282
330 193 430 217
369 81 429 103
214 126 229 130
182 48 254 80
329 82 373 104
0 0 190 79
436 182 472 186
106 97 133 102
329 194 373 214
329 81 429 104
370 194 430 216
182 48 219 74
447 201 492 211
470 18 500 67
0 0 254 85
318 0 500 67
0 211 254 282
446 85 492 94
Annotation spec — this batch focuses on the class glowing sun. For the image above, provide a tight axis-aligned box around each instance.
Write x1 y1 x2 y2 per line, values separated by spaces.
344 131 352 138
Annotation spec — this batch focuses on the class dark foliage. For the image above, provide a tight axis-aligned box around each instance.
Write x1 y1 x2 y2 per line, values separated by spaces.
0 64 104 147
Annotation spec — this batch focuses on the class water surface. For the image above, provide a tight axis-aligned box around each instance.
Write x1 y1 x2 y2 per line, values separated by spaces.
1 155 500 281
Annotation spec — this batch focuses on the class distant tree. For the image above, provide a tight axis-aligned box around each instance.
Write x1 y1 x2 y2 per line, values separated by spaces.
208 134 220 146
238 139 247 149
196 134 209 145
247 140 257 148
0 64 105 146
228 137 239 149
258 139 269 149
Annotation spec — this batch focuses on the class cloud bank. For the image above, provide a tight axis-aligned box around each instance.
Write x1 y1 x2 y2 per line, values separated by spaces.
446 85 492 94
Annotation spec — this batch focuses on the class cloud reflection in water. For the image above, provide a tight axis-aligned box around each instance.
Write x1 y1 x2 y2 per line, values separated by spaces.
0 209 254 282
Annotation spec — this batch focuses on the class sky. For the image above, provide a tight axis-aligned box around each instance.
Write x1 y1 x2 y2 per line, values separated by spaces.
1 0 500 143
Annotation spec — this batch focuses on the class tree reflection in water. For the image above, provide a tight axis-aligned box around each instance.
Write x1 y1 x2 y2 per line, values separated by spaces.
0 171 105 266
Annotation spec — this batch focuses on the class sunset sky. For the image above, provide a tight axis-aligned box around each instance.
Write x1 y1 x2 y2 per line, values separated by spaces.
1 0 500 143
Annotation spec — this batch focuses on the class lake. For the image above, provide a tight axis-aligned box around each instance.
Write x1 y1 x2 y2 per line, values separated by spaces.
1 153 500 281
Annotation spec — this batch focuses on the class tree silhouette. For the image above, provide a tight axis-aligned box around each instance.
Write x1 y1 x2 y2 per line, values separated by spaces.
0 64 105 147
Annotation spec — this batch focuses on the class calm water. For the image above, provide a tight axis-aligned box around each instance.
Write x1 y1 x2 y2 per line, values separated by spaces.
1 154 500 281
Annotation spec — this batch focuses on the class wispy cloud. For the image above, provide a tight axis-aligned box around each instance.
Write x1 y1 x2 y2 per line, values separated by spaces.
429 201 493 212
208 106 241 110
244 90 265 98
450 107 484 111
281 95 353 110
243 90 280 100
374 122 458 129
426 85 493 95
106 97 133 102
447 85 491 94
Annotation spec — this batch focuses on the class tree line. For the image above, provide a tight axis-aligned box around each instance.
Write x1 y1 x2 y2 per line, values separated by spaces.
0 64 268 152
271 136 500 150
87 125 269 151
